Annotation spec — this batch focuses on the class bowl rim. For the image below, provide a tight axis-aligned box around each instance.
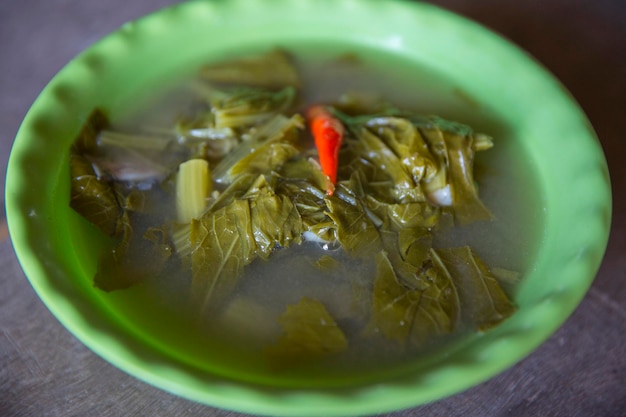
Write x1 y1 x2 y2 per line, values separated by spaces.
5 0 612 415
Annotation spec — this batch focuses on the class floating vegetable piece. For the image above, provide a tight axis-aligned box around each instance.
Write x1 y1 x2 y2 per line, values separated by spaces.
364 195 439 232
265 297 348 367
351 126 416 195
209 86 297 129
69 110 121 236
190 199 256 313
334 91 397 116
200 49 300 89
413 117 493 223
365 116 437 186
176 159 211 223
432 247 516 330
69 153 121 236
442 133 493 224
366 251 422 343
175 108 239 160
278 157 330 194
204 173 258 214
307 105 345 195
408 252 460 346
211 114 304 184
277 167 334 242
398 227 433 268
115 186 148 213
98 129 176 152
324 194 381 258
96 127 186 183
366 250 460 346
246 176 303 258
219 142 300 185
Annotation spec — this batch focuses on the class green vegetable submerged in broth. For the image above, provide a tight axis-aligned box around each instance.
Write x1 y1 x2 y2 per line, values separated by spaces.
69 49 517 369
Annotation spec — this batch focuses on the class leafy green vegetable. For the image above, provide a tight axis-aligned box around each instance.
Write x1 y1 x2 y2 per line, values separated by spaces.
365 251 423 343
335 108 493 224
366 251 460 347
365 116 437 187
69 110 121 236
439 132 493 224
219 142 300 185
209 86 297 130
69 152 121 236
98 129 176 152
200 49 300 89
432 247 515 330
211 113 304 184
245 176 303 258
349 126 415 192
265 297 348 366
324 193 382 258
408 251 460 346
189 199 255 313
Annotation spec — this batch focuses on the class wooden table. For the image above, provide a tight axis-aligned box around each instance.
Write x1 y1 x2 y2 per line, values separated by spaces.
1 1 625 416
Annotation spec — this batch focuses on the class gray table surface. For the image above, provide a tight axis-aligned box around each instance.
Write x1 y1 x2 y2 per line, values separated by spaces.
1 1 625 416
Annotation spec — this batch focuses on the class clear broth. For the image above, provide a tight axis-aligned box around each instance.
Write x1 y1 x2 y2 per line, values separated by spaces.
92 48 544 385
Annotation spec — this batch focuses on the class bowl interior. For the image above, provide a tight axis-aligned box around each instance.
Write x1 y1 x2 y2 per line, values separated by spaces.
6 0 611 415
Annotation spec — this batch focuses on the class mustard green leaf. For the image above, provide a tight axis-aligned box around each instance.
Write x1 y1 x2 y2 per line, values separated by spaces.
432 247 516 330
265 297 348 367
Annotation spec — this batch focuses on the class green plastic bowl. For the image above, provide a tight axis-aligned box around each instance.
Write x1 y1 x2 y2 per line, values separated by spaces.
5 0 611 415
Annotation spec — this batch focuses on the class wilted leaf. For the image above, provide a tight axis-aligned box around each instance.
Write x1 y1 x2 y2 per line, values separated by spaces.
265 297 348 366
190 199 256 313
432 247 515 330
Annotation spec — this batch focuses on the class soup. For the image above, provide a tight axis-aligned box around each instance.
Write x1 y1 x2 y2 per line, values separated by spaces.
68 48 543 382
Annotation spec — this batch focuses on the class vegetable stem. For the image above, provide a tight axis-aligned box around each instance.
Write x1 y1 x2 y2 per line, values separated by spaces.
176 159 211 223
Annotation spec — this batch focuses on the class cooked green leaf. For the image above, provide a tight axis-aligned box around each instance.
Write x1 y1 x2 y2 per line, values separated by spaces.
408 253 460 346
219 142 300 185
350 126 415 191
324 193 381 258
245 176 303 258
442 133 493 224
209 86 296 129
365 251 422 343
211 114 304 184
190 199 256 313
69 153 121 237
366 250 460 347
365 117 437 185
200 49 300 89
432 247 515 330
265 297 348 366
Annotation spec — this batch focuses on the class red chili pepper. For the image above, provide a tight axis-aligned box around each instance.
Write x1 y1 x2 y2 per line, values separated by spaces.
306 105 344 196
